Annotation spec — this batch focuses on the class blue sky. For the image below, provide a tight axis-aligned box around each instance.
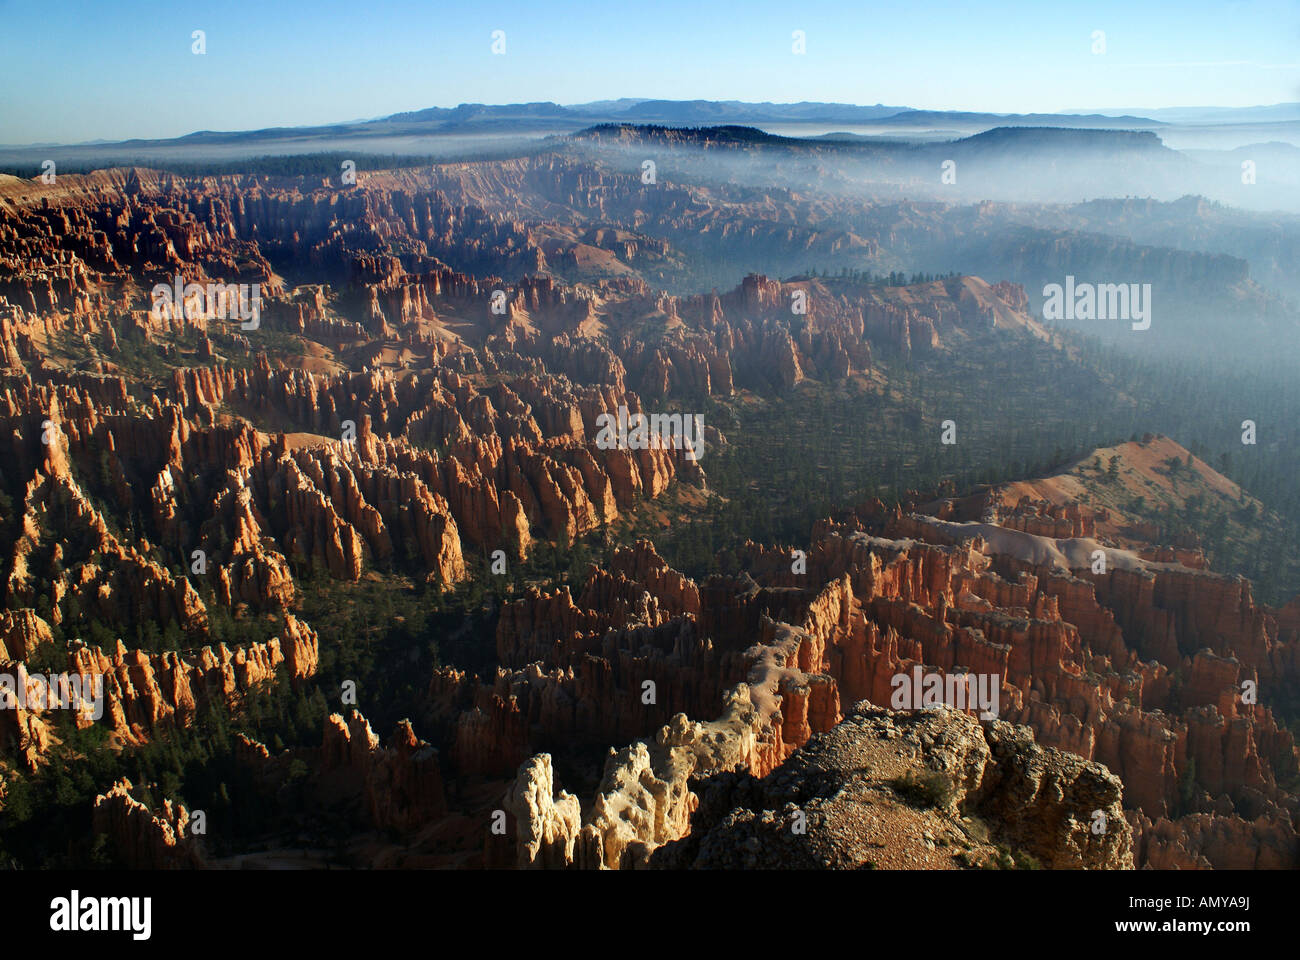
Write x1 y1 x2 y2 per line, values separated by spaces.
1 0 1297 144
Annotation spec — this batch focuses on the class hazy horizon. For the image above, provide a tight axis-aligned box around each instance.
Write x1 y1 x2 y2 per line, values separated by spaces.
4 98 1300 151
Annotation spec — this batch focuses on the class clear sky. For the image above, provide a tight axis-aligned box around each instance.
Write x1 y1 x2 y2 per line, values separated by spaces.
1 0 1297 144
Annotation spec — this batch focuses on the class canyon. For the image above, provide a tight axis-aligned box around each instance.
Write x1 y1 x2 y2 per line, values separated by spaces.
0 133 1295 872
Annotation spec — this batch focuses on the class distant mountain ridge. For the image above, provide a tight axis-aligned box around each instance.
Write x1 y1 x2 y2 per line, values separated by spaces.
384 100 1160 129
2 99 1198 151
1063 103 1300 124
9 100 1300 157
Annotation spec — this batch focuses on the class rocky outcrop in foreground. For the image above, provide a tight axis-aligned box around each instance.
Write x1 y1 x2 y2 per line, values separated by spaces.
652 704 1131 870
